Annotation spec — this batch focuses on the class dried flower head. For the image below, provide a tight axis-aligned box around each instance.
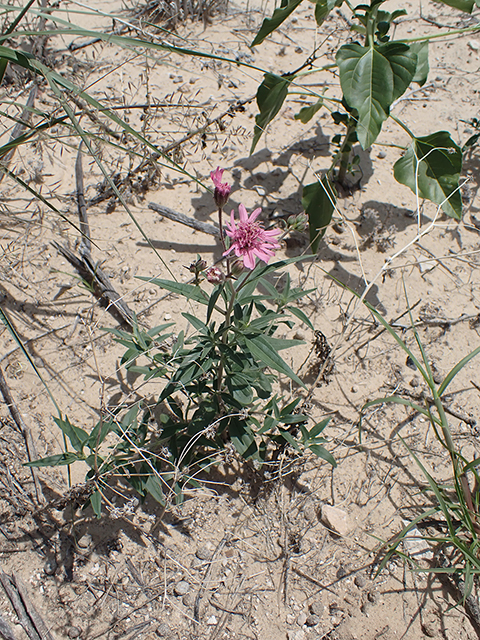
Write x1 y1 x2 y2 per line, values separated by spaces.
223 204 280 270
211 166 231 208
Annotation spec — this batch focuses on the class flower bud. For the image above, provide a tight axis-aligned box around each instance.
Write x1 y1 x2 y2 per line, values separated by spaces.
210 166 231 209
206 266 225 284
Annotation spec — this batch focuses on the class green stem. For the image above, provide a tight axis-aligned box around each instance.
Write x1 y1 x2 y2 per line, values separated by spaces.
390 114 415 139
216 279 237 394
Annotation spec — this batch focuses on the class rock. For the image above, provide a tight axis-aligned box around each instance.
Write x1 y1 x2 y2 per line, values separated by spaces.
174 580 190 596
76 534 92 550
183 592 194 606
196 544 213 561
294 330 305 341
305 614 320 626
367 591 377 604
68 628 81 639
309 601 324 616
43 558 58 576
303 501 318 524
377 150 387 159
296 612 307 626
156 622 171 637
321 505 351 536
206 615 218 625
354 574 366 588
351 385 358 393
336 565 347 579
287 631 306 640
468 39 480 51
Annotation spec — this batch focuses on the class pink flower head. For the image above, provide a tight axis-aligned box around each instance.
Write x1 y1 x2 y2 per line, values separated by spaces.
210 166 231 208
223 204 281 270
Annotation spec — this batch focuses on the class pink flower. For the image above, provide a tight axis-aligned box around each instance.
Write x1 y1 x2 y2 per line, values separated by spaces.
223 204 280 270
210 166 231 208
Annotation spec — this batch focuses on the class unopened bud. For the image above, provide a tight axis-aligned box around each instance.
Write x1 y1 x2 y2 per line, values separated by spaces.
206 266 225 284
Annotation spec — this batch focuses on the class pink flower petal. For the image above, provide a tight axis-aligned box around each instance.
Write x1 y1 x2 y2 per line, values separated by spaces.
248 207 262 223
238 204 248 223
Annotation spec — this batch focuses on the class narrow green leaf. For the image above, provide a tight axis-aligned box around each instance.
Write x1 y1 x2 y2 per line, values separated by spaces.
251 74 292 154
286 306 314 330
245 336 305 388
410 41 429 86
302 177 337 252
438 345 480 396
308 444 336 466
207 284 224 323
308 417 331 438
25 452 80 467
262 335 305 350
139 277 209 304
337 42 417 148
88 419 115 449
182 312 209 334
295 98 324 123
393 131 463 219
251 0 304 46
54 416 89 453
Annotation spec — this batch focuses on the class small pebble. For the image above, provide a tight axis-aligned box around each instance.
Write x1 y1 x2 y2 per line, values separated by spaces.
174 580 190 596
377 150 387 159
164 313 171 321
294 330 305 341
305 614 319 627
367 591 377 603
309 601 324 616
196 544 213 561
206 615 218 625
43 558 58 576
354 574 367 588
76 534 92 550
336 565 347 579
351 385 358 393
183 592 194 606
156 622 171 637
68 628 81 639
409 376 420 388
468 39 480 51
296 612 307 626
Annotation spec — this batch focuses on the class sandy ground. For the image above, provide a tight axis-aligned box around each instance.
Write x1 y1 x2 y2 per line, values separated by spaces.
2 0 480 638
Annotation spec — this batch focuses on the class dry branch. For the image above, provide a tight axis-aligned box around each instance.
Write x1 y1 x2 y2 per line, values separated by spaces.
0 366 45 505
53 146 135 327
0 572 55 640
149 202 220 237
0 85 37 184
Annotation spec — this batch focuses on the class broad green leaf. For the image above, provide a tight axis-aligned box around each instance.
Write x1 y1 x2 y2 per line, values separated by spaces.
25 452 80 467
410 41 429 86
245 336 305 387
90 490 102 518
145 475 166 505
251 74 292 154
315 0 343 25
393 131 463 219
229 418 258 458
54 416 89 453
438 0 474 11
336 42 417 148
251 0 304 46
138 277 209 304
302 176 337 252
295 98 324 124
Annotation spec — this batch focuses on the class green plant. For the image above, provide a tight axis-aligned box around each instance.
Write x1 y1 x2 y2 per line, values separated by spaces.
249 0 476 250
26 174 335 515
359 293 480 593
